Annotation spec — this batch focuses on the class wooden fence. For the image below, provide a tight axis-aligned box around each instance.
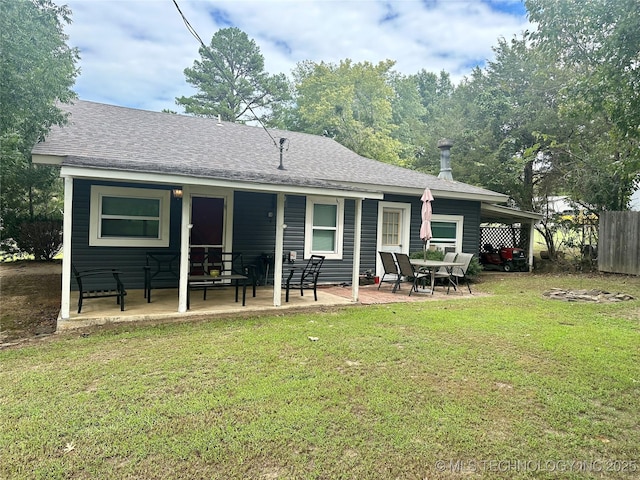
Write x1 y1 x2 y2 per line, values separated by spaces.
598 211 640 275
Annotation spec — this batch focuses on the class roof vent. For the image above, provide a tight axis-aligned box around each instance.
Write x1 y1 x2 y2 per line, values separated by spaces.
277 137 288 170
437 138 453 180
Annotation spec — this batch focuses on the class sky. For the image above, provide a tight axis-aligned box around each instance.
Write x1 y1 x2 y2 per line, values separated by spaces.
63 0 532 113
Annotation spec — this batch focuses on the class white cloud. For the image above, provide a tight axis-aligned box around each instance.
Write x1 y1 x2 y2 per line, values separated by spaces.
64 0 532 112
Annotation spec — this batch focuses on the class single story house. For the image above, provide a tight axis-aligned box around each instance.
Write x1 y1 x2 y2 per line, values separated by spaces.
32 100 540 319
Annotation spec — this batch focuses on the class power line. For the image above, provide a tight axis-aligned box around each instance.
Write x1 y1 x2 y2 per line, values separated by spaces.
171 0 280 149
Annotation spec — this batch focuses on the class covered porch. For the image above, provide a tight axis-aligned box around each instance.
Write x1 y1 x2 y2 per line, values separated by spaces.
61 281 475 331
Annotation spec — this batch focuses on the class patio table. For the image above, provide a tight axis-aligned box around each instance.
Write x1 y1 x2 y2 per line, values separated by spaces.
410 259 465 294
187 273 248 309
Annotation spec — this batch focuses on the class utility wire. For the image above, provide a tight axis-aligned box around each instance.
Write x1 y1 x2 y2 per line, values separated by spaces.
171 0 280 149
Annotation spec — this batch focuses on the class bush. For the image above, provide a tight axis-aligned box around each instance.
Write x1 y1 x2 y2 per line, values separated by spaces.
16 219 63 261
410 249 445 261
466 256 483 277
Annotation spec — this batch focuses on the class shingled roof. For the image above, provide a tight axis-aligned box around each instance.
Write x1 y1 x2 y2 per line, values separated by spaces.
32 100 507 202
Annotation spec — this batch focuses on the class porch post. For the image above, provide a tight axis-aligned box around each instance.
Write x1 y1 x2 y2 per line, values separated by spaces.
527 219 536 272
273 193 285 307
178 185 191 313
60 176 73 319
351 198 363 302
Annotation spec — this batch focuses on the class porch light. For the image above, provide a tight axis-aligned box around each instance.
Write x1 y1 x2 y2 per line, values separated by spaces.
172 189 183 199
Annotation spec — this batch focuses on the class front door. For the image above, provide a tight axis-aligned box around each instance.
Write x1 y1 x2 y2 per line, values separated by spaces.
376 202 411 276
190 196 225 263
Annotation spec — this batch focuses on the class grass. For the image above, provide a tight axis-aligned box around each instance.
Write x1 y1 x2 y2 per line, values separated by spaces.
1 274 639 479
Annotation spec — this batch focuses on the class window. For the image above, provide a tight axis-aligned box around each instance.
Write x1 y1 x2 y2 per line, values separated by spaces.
304 197 344 260
89 186 171 247
382 209 402 246
428 215 463 253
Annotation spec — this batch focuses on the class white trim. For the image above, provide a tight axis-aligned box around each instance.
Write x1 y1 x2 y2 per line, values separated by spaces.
376 201 412 276
273 193 285 307
336 180 509 203
189 191 234 254
429 214 464 253
351 198 363 302
178 185 191 313
60 177 73 320
89 185 170 247
57 165 384 200
304 196 344 260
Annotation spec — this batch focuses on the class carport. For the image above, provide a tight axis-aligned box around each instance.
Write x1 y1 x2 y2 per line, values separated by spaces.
480 204 543 271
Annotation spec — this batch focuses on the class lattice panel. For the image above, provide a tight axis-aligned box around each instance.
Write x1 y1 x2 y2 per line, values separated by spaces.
479 226 528 251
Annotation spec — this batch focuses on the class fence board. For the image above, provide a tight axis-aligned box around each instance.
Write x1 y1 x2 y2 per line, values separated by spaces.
598 212 640 275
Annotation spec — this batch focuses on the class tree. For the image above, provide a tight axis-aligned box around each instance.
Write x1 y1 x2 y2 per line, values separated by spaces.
176 27 291 124
0 0 79 257
291 59 403 164
526 0 640 141
526 0 640 210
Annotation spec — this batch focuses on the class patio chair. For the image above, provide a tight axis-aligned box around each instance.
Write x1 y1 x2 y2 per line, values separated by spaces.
378 251 399 290
72 264 127 314
393 253 429 295
431 252 458 293
143 251 180 303
284 255 325 302
448 252 474 294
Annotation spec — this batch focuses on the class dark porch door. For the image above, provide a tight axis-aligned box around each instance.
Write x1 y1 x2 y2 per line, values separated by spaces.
190 197 225 265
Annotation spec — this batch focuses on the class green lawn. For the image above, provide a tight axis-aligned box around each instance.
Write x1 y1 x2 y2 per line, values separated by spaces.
2 274 639 479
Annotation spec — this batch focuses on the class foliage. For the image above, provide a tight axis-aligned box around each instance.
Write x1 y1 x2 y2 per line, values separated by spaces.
15 219 63 261
526 0 640 210
526 0 640 143
176 27 291 124
290 59 404 164
2 274 639 478
465 256 482 277
0 0 78 250
410 249 444 261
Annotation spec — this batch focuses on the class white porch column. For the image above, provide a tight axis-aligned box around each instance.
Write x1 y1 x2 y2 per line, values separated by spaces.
527 220 536 272
178 185 191 313
272 193 285 307
351 198 363 302
60 176 73 319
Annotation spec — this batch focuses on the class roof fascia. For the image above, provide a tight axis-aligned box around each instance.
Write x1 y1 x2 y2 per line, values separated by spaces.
59 165 384 200
32 154 63 166
481 203 542 221
337 181 508 204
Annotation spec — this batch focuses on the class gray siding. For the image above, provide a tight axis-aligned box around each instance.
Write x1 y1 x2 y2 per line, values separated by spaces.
71 179 182 290
384 194 481 257
232 191 277 281
70 181 483 290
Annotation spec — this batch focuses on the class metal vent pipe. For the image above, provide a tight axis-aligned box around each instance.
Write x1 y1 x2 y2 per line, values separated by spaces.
437 138 453 180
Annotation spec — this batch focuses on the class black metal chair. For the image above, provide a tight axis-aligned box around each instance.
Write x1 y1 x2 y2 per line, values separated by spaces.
284 255 325 302
378 251 399 290
72 264 126 314
393 253 429 295
143 251 180 303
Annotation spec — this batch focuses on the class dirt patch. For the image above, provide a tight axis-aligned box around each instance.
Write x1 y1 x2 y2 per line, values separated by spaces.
0 261 61 345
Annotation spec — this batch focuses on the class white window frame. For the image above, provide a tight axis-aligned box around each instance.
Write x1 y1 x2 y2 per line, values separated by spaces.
89 185 171 247
428 214 464 253
304 196 344 260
